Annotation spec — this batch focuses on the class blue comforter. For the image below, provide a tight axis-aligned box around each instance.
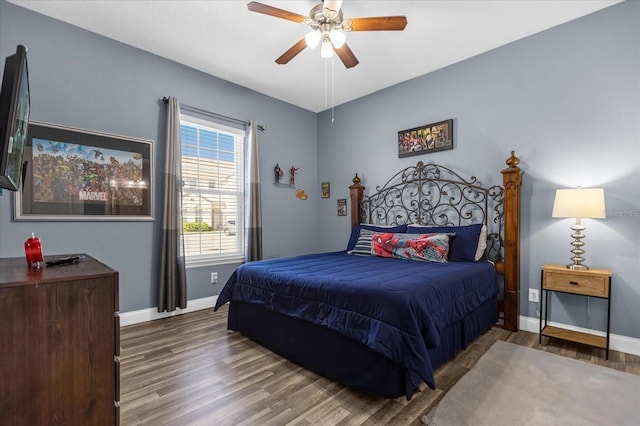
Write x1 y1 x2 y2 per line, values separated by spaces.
215 251 498 392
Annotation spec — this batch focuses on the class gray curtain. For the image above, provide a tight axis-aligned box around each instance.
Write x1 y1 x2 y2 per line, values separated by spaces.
158 96 187 312
245 120 263 261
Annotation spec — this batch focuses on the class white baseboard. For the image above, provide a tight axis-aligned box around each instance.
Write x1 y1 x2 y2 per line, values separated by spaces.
119 296 218 327
519 315 640 357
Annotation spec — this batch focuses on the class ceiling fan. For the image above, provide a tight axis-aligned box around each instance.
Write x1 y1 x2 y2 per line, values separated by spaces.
247 1 407 69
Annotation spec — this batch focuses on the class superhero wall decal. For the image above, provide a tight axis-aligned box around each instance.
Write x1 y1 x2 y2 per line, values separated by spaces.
274 163 306 200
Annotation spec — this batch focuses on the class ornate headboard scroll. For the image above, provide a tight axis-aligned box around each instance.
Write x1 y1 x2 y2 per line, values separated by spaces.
349 152 522 331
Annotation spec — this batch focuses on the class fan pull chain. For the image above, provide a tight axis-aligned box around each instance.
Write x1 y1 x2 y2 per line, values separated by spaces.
331 55 335 123
324 59 328 109
323 56 336 123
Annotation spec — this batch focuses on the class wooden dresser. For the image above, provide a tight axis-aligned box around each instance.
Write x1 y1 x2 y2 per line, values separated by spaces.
0 254 119 425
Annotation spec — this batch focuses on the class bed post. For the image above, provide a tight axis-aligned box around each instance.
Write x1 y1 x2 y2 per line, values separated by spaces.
501 151 522 332
349 174 365 230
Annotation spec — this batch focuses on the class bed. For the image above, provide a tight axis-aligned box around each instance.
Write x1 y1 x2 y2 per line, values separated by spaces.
214 152 522 399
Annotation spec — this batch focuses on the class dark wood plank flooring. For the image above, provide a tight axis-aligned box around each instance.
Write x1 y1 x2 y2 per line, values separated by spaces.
120 306 640 425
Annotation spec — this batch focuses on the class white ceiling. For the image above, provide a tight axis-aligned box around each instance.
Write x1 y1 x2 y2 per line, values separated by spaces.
9 0 621 113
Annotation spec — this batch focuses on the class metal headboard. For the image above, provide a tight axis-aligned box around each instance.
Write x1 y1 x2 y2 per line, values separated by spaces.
359 161 505 263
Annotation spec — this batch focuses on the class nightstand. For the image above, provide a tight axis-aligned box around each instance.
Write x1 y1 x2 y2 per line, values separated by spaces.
539 264 612 360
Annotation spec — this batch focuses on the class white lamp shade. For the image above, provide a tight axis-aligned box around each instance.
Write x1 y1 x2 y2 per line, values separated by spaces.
552 188 606 219
305 30 322 49
321 40 334 58
329 29 346 48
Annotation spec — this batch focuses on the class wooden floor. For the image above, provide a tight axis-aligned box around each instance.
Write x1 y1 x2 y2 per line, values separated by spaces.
120 306 640 426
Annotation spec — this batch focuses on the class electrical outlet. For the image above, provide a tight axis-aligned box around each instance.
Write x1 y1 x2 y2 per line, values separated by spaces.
528 289 539 303
210 272 218 284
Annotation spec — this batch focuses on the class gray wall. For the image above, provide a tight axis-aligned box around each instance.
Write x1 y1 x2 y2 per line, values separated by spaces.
0 1 318 312
317 1 640 339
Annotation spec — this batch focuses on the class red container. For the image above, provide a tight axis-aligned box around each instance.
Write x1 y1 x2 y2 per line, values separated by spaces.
24 234 43 267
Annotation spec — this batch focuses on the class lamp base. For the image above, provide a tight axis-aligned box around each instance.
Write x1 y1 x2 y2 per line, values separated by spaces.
565 218 590 271
566 263 589 271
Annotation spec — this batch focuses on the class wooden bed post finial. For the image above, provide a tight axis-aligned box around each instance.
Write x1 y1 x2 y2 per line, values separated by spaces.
506 150 520 169
349 173 365 230
501 151 522 332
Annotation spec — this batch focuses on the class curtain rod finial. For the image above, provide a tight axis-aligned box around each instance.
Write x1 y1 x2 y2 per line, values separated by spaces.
162 96 169 105
257 124 266 132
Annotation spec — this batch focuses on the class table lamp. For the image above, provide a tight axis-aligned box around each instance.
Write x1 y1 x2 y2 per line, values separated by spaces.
552 187 606 270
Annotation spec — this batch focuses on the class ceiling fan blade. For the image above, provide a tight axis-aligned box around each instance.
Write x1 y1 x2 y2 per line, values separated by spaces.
334 43 359 69
247 1 306 23
347 16 408 31
275 38 308 65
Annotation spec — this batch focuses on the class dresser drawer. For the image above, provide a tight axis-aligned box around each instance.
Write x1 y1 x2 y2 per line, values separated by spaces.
543 270 608 297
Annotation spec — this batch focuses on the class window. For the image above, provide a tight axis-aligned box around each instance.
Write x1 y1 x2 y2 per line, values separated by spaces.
180 115 245 266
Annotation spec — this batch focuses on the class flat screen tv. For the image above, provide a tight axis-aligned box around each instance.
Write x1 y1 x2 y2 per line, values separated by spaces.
0 44 30 191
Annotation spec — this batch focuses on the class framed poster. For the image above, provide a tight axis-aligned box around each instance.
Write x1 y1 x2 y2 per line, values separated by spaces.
321 181 330 198
337 198 347 216
398 119 453 158
15 121 153 221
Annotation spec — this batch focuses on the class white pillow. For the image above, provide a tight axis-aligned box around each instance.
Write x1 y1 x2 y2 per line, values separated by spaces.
474 224 487 261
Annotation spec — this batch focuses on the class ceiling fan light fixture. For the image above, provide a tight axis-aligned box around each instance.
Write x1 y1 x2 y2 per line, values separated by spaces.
320 40 334 58
329 28 346 48
305 29 322 49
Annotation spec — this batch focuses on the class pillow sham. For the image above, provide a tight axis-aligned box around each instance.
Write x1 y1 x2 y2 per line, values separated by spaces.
347 229 374 256
371 232 450 263
346 223 407 251
475 224 488 261
406 223 486 262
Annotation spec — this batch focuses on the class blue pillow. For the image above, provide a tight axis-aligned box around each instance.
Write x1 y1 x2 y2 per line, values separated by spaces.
346 223 407 251
406 223 484 262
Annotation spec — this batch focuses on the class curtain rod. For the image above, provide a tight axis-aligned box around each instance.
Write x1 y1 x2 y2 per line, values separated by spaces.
162 97 265 132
